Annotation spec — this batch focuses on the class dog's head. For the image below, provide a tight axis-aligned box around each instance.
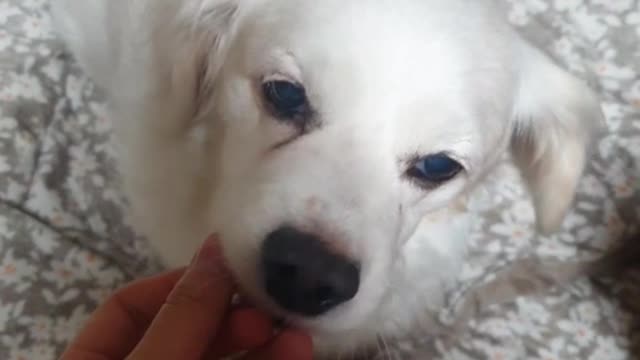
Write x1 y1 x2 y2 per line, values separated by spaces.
168 0 603 353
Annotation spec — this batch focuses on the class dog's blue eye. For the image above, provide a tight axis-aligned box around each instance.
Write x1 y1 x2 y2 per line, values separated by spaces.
263 80 309 119
407 154 463 184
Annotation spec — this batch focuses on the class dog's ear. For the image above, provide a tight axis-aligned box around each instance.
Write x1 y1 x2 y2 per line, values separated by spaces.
177 0 240 81
164 0 241 126
510 42 604 234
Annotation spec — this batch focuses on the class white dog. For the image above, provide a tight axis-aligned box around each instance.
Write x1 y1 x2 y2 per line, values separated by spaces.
52 0 603 357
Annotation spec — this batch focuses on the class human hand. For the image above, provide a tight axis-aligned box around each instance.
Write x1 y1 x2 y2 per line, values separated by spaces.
61 235 313 360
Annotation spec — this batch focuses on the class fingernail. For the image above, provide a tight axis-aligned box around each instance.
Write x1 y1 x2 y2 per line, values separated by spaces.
190 234 224 272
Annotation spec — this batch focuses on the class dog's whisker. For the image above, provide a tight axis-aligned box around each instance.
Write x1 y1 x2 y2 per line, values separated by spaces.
374 335 385 359
378 334 393 360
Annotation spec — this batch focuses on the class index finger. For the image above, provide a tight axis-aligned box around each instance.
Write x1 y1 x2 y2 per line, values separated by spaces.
127 236 235 359
61 268 186 360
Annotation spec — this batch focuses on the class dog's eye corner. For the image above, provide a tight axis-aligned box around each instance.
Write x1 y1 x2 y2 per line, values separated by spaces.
405 153 464 186
261 80 311 125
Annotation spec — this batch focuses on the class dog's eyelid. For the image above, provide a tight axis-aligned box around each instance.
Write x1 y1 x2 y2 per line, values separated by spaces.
262 73 303 87
402 151 469 191
443 153 469 172
259 49 303 79
405 151 469 171
437 151 472 173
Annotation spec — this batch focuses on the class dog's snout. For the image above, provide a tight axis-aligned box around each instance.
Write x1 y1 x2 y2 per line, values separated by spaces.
261 226 360 317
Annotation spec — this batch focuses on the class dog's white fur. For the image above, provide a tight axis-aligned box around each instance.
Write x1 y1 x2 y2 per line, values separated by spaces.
52 0 603 356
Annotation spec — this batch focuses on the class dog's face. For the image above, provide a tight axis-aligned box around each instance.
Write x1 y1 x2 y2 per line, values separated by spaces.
173 0 602 352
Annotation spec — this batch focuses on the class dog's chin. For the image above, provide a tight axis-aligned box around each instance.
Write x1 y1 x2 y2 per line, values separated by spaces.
233 282 367 330
230 277 384 356
228 270 375 356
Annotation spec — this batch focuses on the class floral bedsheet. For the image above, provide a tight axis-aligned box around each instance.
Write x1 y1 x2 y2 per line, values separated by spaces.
0 0 639 359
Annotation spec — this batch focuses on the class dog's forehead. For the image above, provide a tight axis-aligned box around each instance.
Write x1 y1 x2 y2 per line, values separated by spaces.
240 0 515 106
242 0 512 73
237 0 516 157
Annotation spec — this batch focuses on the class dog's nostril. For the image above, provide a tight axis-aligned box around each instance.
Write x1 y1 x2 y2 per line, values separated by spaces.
315 285 336 307
261 226 360 317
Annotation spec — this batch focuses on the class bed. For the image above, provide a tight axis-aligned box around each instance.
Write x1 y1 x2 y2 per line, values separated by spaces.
0 0 638 358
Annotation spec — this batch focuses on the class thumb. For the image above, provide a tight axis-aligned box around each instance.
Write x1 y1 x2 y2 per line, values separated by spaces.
127 235 234 360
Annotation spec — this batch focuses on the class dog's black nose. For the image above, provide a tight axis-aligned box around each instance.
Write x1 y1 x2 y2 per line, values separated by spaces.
261 226 360 317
